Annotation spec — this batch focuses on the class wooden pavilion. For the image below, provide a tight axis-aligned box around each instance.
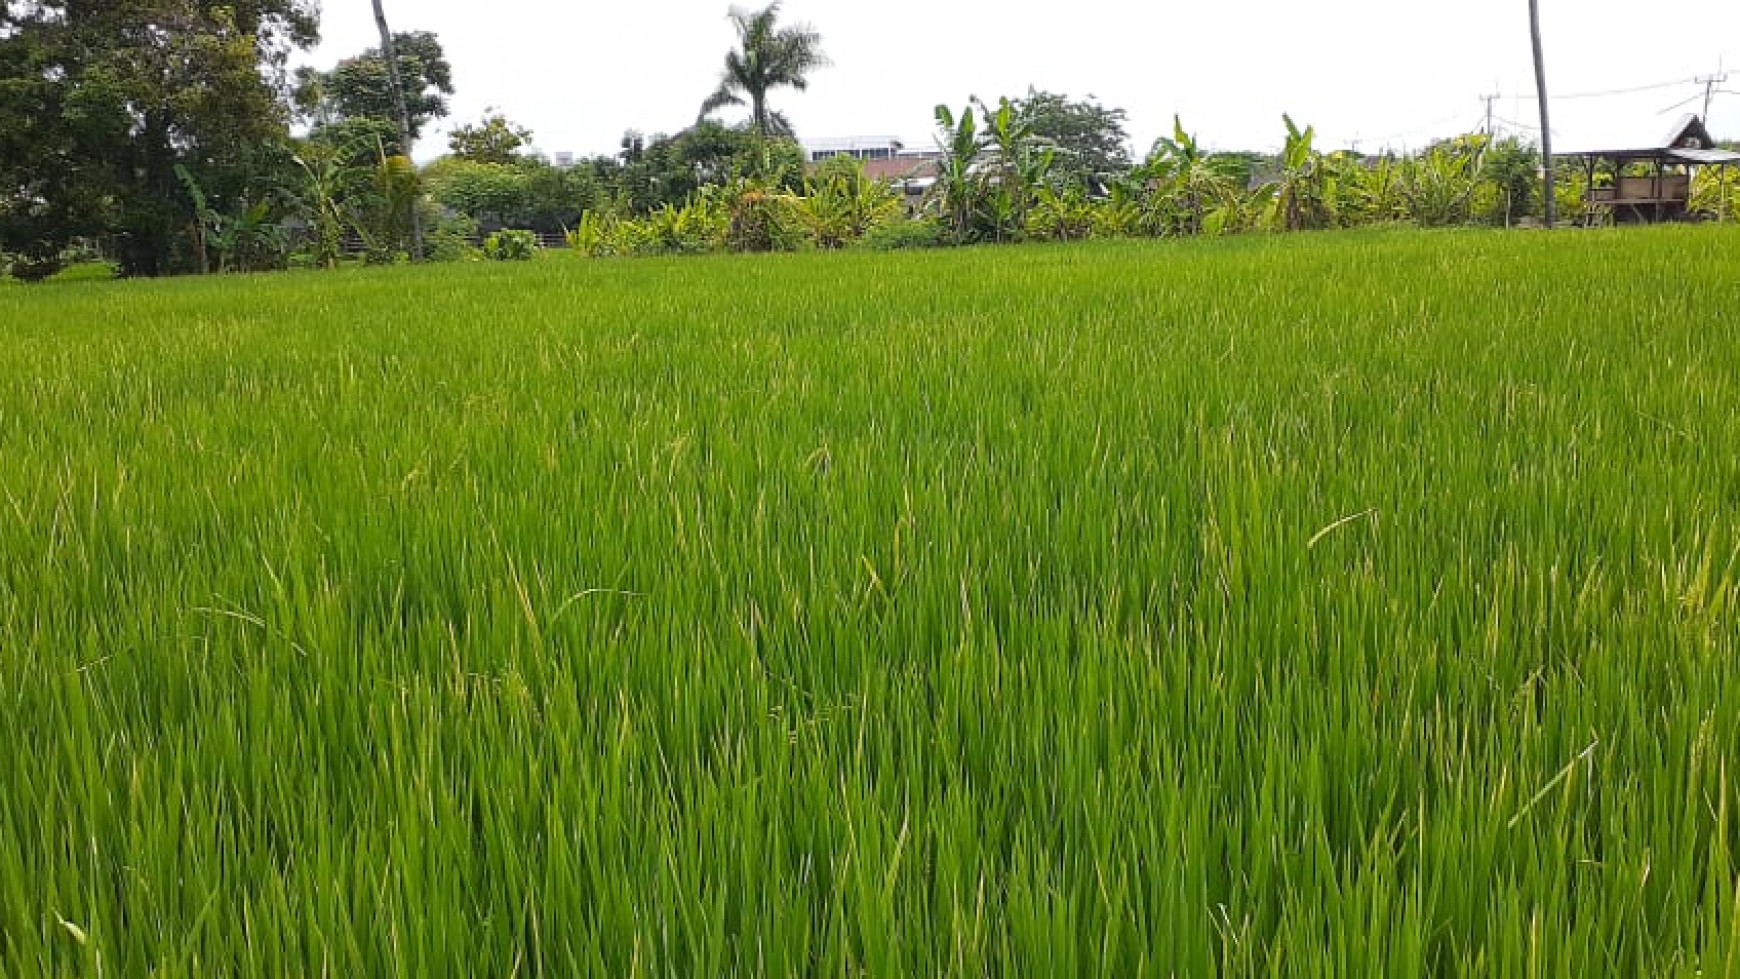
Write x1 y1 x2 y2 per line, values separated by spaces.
1568 115 1740 224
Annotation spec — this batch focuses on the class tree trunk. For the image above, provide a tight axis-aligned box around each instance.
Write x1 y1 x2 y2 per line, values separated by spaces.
371 0 424 260
1529 0 1556 228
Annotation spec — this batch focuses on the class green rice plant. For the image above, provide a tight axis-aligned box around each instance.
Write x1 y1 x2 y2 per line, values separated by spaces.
0 227 1738 976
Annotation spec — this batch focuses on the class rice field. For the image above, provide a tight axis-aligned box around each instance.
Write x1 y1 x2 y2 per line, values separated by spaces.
2 227 1739 976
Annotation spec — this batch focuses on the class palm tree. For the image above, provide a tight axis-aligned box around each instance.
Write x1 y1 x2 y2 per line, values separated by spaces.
371 0 423 259
698 3 827 139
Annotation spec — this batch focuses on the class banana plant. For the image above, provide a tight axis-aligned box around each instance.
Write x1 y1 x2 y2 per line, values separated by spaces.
350 139 423 263
791 161 900 249
927 103 983 243
1336 153 1406 226
220 197 288 273
291 142 370 269
1138 117 1244 236
1090 183 1143 239
1262 115 1336 232
174 164 220 274
175 165 289 273
974 96 1054 242
1026 186 1097 242
703 178 794 253
1401 135 1485 227
647 197 728 254
1690 166 1739 222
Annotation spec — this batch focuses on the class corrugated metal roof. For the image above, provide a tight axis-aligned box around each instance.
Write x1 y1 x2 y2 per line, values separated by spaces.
1667 147 1740 164
1565 113 1736 161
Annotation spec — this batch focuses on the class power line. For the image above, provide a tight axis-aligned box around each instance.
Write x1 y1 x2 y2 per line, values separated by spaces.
1659 92 1705 115
1502 76 1703 102
1492 115 1541 132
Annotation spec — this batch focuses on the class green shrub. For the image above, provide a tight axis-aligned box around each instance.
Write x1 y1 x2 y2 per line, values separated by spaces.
567 211 611 257
857 217 945 251
705 180 803 254
568 204 727 258
49 261 120 283
427 214 483 263
1025 189 1098 242
483 229 539 261
5 250 69 283
646 200 730 255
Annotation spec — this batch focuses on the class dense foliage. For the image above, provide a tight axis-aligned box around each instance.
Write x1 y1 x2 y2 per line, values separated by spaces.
447 112 535 165
561 117 1596 257
3 0 1731 279
293 31 454 155
482 228 539 260
0 0 318 277
1011 88 1133 190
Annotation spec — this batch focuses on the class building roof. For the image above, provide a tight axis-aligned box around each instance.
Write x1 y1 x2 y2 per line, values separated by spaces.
861 157 940 182
801 136 906 155
1669 146 1740 164
1567 114 1740 164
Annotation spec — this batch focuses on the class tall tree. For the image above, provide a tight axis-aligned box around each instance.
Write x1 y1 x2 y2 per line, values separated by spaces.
698 3 827 139
1011 89 1132 191
448 112 533 165
370 0 422 259
294 31 453 155
0 0 318 277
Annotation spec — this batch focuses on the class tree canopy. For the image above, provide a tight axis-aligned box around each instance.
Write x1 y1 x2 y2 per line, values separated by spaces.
448 112 534 165
0 2 1601 278
604 123 804 214
0 0 318 277
295 31 453 154
1010 89 1132 191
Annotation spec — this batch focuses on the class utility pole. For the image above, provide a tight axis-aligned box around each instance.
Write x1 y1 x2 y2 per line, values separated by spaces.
372 0 425 261
1694 69 1728 121
1528 0 1556 228
1482 93 1500 137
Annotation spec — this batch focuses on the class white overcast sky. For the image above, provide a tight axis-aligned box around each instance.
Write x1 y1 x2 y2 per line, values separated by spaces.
304 1 1740 161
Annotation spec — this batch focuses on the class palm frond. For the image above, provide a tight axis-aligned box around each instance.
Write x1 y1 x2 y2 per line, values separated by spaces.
706 2 827 137
699 84 746 121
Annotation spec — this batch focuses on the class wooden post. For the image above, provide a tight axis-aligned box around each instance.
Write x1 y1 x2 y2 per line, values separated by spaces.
1654 158 1662 223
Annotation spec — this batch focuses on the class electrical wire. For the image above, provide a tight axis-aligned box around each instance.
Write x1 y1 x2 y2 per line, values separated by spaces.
1505 77 1705 102
1492 115 1542 132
